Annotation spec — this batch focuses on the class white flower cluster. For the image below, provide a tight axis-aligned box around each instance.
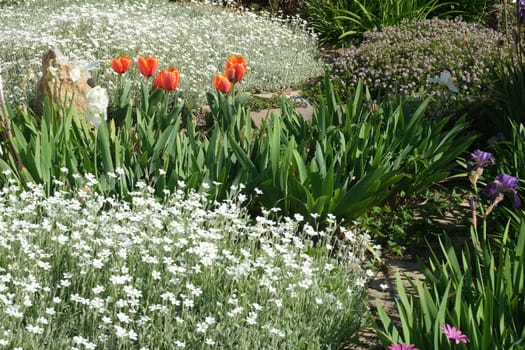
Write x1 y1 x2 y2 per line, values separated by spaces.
0 0 322 106
0 175 377 348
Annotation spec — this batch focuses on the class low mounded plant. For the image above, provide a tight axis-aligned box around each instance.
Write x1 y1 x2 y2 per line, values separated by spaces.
0 0 322 107
0 180 375 349
327 18 510 103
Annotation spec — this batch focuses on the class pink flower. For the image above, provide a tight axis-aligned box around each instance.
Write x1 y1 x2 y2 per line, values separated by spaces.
441 324 470 344
389 344 419 350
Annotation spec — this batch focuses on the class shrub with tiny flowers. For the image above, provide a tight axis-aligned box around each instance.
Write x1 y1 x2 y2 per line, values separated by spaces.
327 18 511 104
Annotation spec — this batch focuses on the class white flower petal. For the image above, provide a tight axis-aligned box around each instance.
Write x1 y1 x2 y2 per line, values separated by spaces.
70 67 81 83
440 70 452 82
85 112 101 127
86 86 109 115
446 82 459 93
428 70 459 93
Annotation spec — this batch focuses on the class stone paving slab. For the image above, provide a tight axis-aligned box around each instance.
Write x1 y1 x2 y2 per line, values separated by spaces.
250 89 314 128
250 105 314 128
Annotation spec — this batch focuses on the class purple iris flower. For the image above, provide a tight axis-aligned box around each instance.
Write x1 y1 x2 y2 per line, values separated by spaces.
466 149 494 171
519 0 525 22
389 343 419 350
483 174 521 208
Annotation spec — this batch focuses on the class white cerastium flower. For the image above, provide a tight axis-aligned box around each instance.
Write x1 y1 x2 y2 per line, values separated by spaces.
427 70 459 93
85 86 108 128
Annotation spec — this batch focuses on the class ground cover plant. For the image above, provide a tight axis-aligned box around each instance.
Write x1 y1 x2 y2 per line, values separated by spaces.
0 179 377 349
0 0 322 107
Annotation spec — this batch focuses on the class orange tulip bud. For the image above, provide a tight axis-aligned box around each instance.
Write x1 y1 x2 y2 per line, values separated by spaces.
225 55 248 83
110 55 132 74
137 56 158 77
153 67 180 91
214 74 233 94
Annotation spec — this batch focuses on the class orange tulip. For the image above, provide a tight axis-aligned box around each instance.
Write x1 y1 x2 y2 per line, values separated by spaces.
153 67 180 91
110 55 132 74
137 56 158 77
225 55 248 71
225 55 247 83
214 74 233 94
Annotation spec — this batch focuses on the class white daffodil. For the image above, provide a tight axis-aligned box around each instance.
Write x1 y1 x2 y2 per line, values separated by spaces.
85 86 108 128
427 70 459 93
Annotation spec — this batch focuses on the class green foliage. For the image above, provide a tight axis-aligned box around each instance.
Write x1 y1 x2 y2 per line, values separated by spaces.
0 75 474 228
376 220 525 349
362 186 468 253
479 57 525 138
210 75 475 224
493 121 525 181
324 18 511 105
0 88 198 198
303 0 459 46
437 0 501 23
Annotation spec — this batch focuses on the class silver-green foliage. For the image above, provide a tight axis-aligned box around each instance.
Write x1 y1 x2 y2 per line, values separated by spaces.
0 0 322 106
0 181 372 349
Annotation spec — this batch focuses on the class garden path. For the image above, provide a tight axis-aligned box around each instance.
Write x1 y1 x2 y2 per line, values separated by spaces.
250 90 314 127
